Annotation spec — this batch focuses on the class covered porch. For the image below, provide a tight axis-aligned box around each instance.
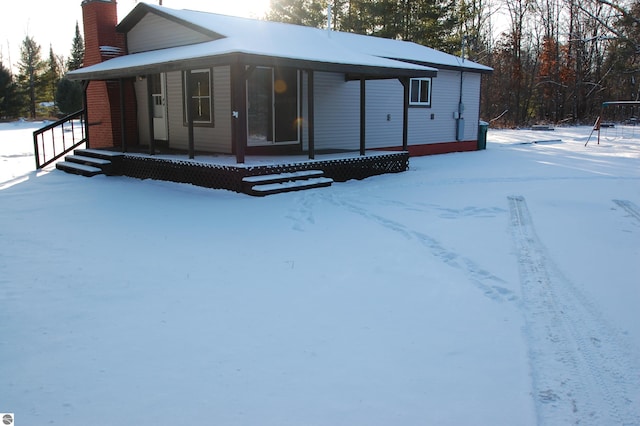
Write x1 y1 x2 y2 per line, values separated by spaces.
65 147 409 196
70 56 434 163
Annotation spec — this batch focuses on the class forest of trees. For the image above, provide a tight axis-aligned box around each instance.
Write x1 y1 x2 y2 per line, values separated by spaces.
1 0 638 126
0 22 84 120
268 0 639 126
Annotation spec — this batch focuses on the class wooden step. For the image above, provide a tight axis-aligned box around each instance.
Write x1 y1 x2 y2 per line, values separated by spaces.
73 149 123 175
66 154 112 167
56 161 103 177
248 177 333 196
74 148 124 161
242 169 332 196
242 170 325 185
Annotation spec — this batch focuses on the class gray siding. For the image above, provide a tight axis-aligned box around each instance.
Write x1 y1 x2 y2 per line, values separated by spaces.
137 69 480 154
313 72 360 151
408 71 457 145
312 70 483 151
312 73 406 151
462 72 481 140
127 13 212 53
165 67 232 153
409 70 481 144
134 78 150 144
365 79 404 149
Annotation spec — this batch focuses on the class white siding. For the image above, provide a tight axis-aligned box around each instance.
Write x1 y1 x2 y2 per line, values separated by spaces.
127 14 212 53
165 67 232 153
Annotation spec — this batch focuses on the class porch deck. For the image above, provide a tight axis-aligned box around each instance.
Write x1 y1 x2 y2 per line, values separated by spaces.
91 149 410 194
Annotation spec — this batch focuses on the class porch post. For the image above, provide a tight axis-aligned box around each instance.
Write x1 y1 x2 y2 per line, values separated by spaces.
360 77 366 156
307 70 315 160
231 60 247 164
185 70 195 159
146 74 155 155
119 78 126 153
401 77 409 151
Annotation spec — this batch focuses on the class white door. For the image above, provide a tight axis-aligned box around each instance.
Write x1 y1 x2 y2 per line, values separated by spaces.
151 73 168 141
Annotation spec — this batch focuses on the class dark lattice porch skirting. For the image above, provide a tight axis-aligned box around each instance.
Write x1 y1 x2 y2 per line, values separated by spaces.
119 152 409 194
121 157 248 192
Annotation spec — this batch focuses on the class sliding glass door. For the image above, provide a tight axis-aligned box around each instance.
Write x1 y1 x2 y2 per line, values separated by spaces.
247 67 299 146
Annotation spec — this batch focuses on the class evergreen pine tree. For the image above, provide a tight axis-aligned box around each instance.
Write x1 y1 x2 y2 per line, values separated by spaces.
267 0 460 53
67 21 85 71
42 45 61 107
17 35 46 119
402 0 458 52
0 62 20 119
267 0 325 28
55 78 83 115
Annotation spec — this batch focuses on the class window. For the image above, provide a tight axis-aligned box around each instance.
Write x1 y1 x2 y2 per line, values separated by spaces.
184 69 213 125
409 77 431 107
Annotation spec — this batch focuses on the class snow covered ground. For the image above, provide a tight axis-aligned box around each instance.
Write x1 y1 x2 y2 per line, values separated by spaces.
1 121 639 425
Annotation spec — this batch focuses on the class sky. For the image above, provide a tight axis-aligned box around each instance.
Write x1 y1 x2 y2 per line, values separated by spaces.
1 0 271 72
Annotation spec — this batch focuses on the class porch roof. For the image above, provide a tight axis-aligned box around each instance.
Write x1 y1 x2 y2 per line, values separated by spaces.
67 37 437 81
66 2 483 81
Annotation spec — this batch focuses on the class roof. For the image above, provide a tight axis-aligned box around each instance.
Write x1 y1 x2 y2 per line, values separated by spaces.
68 3 492 81
329 31 493 72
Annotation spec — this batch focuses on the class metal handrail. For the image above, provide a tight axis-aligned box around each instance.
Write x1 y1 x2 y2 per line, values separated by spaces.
33 109 87 169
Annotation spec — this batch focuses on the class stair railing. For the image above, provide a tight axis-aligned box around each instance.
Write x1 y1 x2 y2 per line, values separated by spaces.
33 109 87 169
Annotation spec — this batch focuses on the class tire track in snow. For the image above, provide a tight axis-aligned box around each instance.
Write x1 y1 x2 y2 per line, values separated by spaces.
613 199 640 223
324 193 515 303
508 195 640 425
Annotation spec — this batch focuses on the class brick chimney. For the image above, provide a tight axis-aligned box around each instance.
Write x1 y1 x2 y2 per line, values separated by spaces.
81 0 137 150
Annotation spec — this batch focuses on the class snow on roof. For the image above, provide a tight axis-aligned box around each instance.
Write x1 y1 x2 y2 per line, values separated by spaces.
68 33 437 80
68 3 491 80
330 31 493 72
139 4 491 72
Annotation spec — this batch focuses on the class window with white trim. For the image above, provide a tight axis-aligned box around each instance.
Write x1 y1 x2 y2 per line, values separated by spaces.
184 68 213 125
409 77 432 107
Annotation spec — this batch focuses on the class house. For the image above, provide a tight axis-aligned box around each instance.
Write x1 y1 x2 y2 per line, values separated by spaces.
61 0 492 194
